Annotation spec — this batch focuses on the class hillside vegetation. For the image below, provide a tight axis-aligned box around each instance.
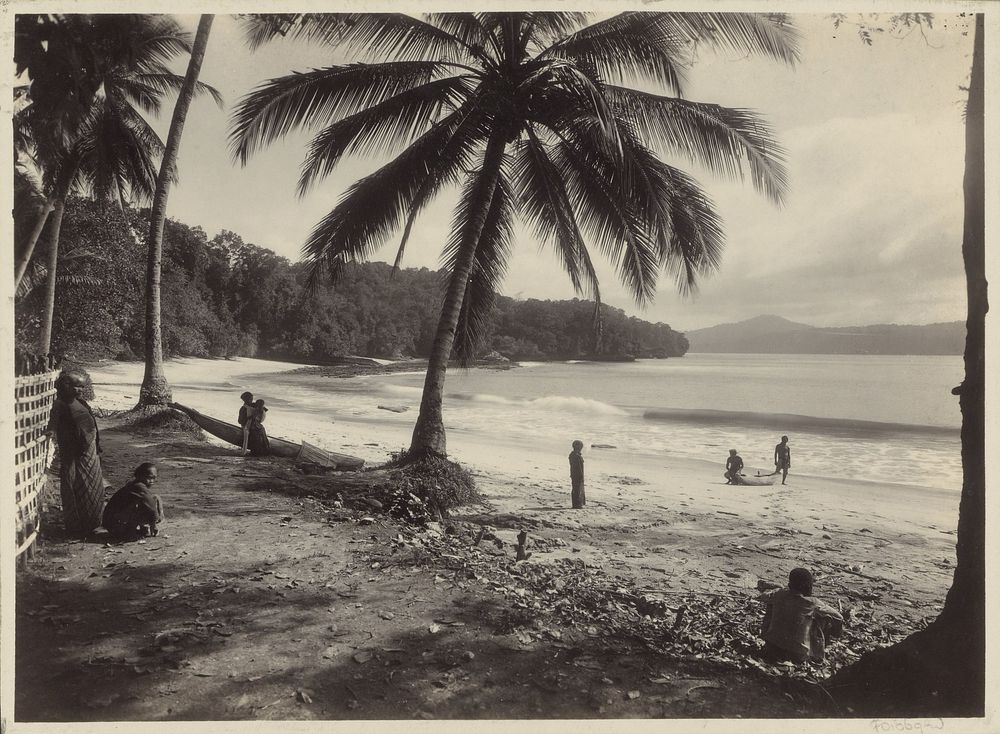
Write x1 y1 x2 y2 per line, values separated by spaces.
14 198 688 363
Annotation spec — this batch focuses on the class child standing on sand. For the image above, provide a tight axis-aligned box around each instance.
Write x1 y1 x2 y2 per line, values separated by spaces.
757 567 844 664
569 440 585 509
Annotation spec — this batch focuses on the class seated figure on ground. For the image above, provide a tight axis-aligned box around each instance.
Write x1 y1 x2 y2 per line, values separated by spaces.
102 463 164 541
757 567 844 664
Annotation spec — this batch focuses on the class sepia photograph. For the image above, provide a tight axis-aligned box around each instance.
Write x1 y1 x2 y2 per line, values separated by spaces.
4 1 993 728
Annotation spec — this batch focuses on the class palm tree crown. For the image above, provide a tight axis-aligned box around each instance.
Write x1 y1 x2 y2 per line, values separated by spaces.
230 12 799 456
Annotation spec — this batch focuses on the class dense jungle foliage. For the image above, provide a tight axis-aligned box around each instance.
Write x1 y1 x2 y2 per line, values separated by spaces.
15 198 688 363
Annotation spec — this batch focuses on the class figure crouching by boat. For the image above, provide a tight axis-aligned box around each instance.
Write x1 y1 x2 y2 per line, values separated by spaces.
724 449 745 485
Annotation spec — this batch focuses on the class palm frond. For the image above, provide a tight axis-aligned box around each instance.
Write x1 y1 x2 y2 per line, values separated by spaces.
119 14 196 70
391 97 489 269
424 13 487 52
521 12 590 48
297 75 472 196
15 247 107 299
75 92 164 205
229 61 453 164
607 85 787 205
652 12 800 66
130 72 224 108
514 126 600 301
301 111 489 284
523 59 619 148
543 12 688 94
443 160 516 365
241 13 474 63
551 129 658 306
237 13 309 51
611 122 724 294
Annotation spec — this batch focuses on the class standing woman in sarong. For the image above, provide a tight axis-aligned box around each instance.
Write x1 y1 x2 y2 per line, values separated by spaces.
46 372 105 537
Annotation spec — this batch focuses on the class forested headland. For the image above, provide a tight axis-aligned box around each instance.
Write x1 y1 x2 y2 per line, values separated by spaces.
14 199 689 364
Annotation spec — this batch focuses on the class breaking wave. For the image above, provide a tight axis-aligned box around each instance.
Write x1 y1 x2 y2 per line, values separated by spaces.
642 408 958 438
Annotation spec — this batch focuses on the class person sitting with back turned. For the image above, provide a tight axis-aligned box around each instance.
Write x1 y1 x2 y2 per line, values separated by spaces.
757 567 844 664
102 463 164 541
724 449 745 485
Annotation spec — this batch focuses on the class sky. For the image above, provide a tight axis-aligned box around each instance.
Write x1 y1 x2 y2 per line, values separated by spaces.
153 12 975 332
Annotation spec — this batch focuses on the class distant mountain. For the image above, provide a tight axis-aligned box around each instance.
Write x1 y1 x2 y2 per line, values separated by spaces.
685 315 965 355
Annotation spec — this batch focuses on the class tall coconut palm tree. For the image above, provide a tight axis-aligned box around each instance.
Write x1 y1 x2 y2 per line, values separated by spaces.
138 14 215 407
231 12 799 458
14 14 222 354
13 14 205 290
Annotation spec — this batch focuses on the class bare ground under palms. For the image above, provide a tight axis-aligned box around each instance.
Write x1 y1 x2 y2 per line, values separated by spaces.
13 418 849 721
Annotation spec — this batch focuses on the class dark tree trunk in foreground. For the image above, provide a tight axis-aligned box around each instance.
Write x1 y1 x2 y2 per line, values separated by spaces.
138 15 214 407
828 15 984 716
408 133 507 458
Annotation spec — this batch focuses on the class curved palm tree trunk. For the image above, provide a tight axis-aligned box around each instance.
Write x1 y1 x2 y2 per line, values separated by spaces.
138 14 214 407
408 133 507 458
938 5 985 676
14 200 55 289
827 16 984 716
36 199 66 354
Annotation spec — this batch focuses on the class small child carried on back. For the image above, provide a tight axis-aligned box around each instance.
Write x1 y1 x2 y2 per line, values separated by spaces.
102 462 164 541
757 567 844 664
238 391 255 456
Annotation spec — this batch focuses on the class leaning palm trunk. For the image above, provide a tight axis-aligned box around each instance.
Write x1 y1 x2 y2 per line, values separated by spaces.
36 199 66 353
36 160 78 353
138 14 214 407
409 133 507 458
14 200 55 289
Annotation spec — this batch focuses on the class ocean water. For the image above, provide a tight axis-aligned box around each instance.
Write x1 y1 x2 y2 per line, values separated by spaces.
263 354 963 492
90 354 964 492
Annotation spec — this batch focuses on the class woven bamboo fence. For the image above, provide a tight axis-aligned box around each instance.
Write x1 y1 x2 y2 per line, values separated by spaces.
14 368 59 566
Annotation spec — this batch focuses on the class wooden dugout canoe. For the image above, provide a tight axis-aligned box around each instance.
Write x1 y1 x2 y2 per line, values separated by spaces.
725 471 778 486
169 402 364 471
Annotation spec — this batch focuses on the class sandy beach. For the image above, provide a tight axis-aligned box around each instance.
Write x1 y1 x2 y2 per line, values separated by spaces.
86 357 960 618
15 356 963 721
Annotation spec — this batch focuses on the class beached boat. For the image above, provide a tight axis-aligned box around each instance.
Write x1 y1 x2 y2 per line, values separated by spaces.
740 472 778 487
726 472 778 486
169 402 364 471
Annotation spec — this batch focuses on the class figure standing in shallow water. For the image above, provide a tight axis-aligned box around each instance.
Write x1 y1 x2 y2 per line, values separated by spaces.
774 435 791 485
569 440 585 508
46 372 105 537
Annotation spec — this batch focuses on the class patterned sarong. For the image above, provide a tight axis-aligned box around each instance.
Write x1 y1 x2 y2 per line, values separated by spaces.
49 399 105 536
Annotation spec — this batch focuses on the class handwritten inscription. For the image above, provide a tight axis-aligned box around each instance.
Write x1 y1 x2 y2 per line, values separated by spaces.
871 719 945 732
